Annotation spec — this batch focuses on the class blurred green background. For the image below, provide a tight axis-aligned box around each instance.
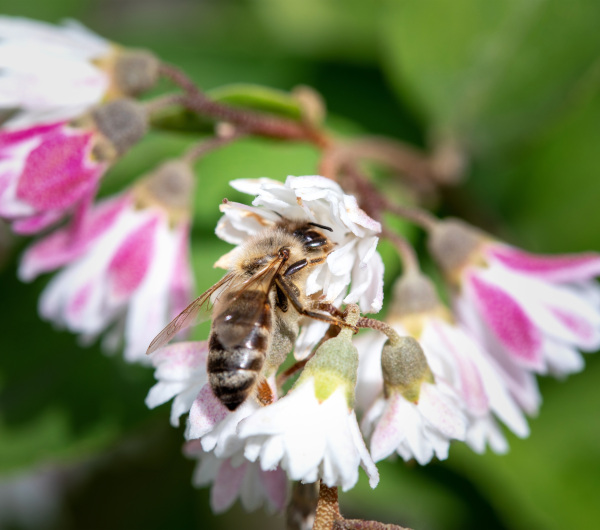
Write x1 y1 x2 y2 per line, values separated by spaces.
1 0 599 529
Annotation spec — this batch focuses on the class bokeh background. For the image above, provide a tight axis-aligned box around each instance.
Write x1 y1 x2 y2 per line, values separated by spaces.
1 1 599 529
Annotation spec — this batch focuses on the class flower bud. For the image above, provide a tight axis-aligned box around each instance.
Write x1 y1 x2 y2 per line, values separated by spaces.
110 49 160 97
133 159 195 225
90 99 148 159
428 218 487 284
381 336 433 402
297 306 360 407
388 272 449 337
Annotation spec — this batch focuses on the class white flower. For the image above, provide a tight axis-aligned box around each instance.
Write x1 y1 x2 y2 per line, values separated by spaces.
145 341 208 426
357 332 467 464
185 383 263 460
184 441 288 514
216 175 383 359
237 379 379 492
362 380 466 465
0 16 157 128
216 176 383 313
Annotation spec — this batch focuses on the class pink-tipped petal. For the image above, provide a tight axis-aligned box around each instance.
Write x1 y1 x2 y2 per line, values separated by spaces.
169 222 194 318
369 396 405 462
187 385 229 440
12 208 65 235
19 194 128 280
0 122 61 149
489 245 600 282
470 274 544 369
16 129 99 210
210 460 246 513
259 467 288 513
107 216 158 299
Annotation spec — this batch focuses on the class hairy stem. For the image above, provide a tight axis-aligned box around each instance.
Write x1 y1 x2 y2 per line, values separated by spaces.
357 317 402 346
313 483 341 530
381 227 420 276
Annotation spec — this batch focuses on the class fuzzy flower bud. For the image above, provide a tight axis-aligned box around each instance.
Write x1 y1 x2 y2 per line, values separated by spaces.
297 306 360 407
428 218 486 284
381 336 433 402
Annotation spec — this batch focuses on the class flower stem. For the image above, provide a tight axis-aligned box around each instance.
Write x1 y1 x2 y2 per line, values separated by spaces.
183 132 244 163
314 483 341 530
320 137 437 190
357 317 402 346
159 62 330 146
381 227 420 276
384 201 438 231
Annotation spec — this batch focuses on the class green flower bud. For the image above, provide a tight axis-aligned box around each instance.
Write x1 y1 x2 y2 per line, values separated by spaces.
296 305 361 407
381 336 433 402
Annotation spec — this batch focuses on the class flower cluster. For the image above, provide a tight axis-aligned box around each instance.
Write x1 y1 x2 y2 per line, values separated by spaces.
7 14 600 524
1 17 193 361
146 176 600 513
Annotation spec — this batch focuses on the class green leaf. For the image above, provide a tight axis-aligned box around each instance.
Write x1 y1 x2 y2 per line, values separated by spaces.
382 0 600 156
208 83 303 121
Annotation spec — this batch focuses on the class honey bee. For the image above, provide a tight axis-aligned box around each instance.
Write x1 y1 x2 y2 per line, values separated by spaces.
147 218 353 410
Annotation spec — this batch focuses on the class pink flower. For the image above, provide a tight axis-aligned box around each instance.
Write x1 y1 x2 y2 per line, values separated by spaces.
184 441 288 514
0 100 147 234
0 16 158 128
19 160 195 362
429 220 600 396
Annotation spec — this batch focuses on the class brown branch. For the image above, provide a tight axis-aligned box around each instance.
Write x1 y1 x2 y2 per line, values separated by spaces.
159 62 330 146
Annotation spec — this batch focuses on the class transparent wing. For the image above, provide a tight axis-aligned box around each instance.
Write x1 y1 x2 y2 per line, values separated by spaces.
146 252 289 355
146 272 237 355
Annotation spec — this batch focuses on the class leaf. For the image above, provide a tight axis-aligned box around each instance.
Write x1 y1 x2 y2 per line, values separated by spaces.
208 83 303 121
382 0 600 157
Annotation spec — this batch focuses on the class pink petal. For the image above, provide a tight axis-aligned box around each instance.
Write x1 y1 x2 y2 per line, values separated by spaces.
0 122 62 152
470 274 544 369
66 282 93 321
152 341 208 369
259 467 288 512
169 222 194 318
429 321 489 415
370 396 405 462
489 245 600 283
19 194 129 280
552 308 598 348
16 128 102 210
12 208 65 235
107 216 159 298
187 384 229 440
211 460 247 513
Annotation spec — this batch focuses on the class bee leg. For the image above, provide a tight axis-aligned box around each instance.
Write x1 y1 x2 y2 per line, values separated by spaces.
274 276 358 333
256 377 275 406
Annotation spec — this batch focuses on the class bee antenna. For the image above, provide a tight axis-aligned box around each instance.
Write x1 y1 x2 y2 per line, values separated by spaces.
308 222 333 232
270 210 284 219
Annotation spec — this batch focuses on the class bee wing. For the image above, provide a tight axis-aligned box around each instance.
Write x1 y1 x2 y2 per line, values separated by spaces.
230 253 288 300
146 272 237 355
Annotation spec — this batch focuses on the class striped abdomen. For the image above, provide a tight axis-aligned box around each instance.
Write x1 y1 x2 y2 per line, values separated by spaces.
207 290 273 410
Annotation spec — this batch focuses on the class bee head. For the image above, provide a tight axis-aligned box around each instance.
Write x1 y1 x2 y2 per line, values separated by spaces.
292 222 333 251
